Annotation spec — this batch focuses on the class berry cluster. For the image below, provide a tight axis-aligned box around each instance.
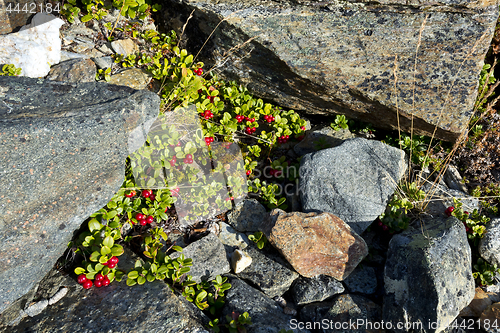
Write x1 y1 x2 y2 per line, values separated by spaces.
205 137 214 146
245 127 257 135
194 68 203 76
445 206 472 234
277 135 289 144
184 154 193 164
169 156 177 167
225 196 235 202
201 110 213 120
125 190 136 198
207 95 215 103
269 169 282 177
103 256 119 269
235 115 256 123
141 189 155 201
445 206 454 217
135 213 155 226
171 186 180 197
263 115 275 123
377 219 390 232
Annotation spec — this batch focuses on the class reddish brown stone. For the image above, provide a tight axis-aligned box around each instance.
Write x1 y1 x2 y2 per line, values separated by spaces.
262 209 368 280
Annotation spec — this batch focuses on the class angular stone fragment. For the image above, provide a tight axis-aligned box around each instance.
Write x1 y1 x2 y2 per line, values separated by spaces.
170 233 230 283
300 138 406 235
161 0 498 141
479 217 500 267
108 68 152 90
291 275 344 306
0 13 64 78
235 245 299 297
383 216 475 333
0 76 159 314
46 58 96 83
227 198 268 232
262 209 368 280
231 249 252 273
111 38 139 56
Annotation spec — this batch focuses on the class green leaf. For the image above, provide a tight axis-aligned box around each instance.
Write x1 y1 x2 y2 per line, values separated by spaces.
81 14 93 22
111 244 124 256
74 267 86 275
101 246 111 256
126 278 137 286
172 246 183 252
88 219 102 232
103 236 114 248
128 271 139 279
137 275 146 285
90 251 100 262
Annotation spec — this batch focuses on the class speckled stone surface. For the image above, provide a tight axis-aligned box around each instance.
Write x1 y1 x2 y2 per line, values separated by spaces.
291 275 345 306
299 138 406 235
2 250 208 333
0 76 159 314
46 58 97 83
383 216 475 332
162 0 498 141
262 209 368 280
108 68 152 90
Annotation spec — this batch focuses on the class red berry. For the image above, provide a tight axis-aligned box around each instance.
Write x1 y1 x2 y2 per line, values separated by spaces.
135 213 144 220
377 221 383 227
246 170 251 176
125 190 136 198
301 126 306 131
141 190 151 198
176 142 182 147
109 256 119 265
250 118 255 122
94 280 103 288
382 225 389 231
445 206 455 217
107 262 116 269
77 274 87 284
139 219 147 226
146 215 154 224
149 194 156 201
95 273 104 282
165 207 168 212
464 211 469 215
82 280 93 289
102 276 110 287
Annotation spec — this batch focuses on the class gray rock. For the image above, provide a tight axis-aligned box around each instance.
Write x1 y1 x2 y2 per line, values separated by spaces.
170 232 230 283
293 126 354 156
218 221 251 249
300 294 381 333
479 218 500 267
299 138 406 235
4 250 208 332
92 56 114 69
444 165 469 193
46 58 96 83
111 38 139 56
383 216 475 333
223 276 310 333
236 245 299 298
0 76 159 314
227 199 268 232
162 0 497 141
60 51 90 62
284 184 301 212
291 275 344 306
343 265 377 295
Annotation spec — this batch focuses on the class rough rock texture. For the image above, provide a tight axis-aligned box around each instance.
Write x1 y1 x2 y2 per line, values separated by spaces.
2 250 208 333
170 232 230 283
0 76 159 314
480 217 500 267
293 126 354 156
262 209 368 280
46 58 97 83
111 38 139 56
109 68 152 90
291 275 345 306
383 216 475 333
300 138 406 235
223 276 310 333
479 303 500 333
235 245 299 297
161 0 498 141
218 221 251 249
0 0 44 34
232 249 253 273
0 13 64 78
343 265 377 295
460 288 494 317
300 294 381 333
227 198 268 232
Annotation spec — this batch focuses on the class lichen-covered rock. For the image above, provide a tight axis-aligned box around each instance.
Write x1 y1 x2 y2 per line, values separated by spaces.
0 13 64 78
383 216 475 333
479 218 500 267
300 138 406 235
0 76 159 314
262 209 368 280
291 275 345 306
161 0 498 141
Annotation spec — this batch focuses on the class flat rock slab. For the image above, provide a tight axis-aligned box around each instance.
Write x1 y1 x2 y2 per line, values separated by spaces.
262 209 368 280
300 137 406 235
291 275 345 306
162 0 498 141
383 216 475 333
0 76 159 314
4 251 208 333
